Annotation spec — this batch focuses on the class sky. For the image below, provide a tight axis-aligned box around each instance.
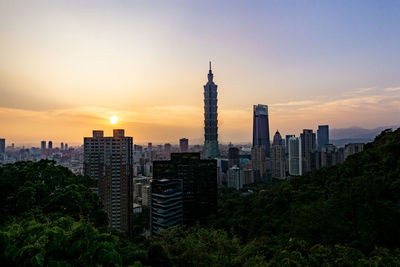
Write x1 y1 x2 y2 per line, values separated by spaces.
1 0 400 146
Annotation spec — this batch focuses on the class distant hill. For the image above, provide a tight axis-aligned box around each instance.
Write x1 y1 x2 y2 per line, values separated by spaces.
330 126 399 146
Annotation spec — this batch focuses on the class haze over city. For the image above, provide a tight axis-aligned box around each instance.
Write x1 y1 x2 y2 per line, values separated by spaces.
1 0 400 145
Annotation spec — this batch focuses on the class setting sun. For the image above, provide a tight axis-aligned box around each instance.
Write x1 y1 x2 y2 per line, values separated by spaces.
110 116 118 125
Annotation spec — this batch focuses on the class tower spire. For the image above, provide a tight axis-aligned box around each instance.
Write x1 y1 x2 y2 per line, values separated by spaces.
209 61 212 72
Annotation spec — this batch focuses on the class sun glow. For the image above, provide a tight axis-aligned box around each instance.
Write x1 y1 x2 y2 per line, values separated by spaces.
110 116 118 125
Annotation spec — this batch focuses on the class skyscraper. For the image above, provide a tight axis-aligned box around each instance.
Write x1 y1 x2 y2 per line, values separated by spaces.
41 141 46 152
203 62 220 159
252 104 271 157
285 135 295 155
271 131 286 179
251 146 266 184
179 138 189 152
317 125 329 151
152 153 217 227
61 142 64 150
48 141 53 150
300 129 316 173
288 137 302 175
0 138 5 154
83 129 133 234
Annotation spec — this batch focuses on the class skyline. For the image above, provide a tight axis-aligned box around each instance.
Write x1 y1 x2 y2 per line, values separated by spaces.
1 0 400 145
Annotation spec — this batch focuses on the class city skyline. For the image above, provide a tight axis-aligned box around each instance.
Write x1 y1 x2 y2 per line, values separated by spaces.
1 1 400 145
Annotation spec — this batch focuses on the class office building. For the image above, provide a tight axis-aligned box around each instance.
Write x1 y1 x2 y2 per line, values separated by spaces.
344 143 364 159
288 137 302 176
228 147 240 168
300 129 316 173
164 143 172 158
153 153 217 227
60 142 64 150
65 143 68 150
151 179 183 234
243 162 254 185
321 144 338 167
203 62 220 159
317 125 329 151
271 131 286 179
179 138 189 152
41 141 46 152
142 185 151 207
48 141 53 150
83 129 133 234
227 166 242 190
251 146 266 184
252 104 271 157
285 135 295 155
0 138 5 154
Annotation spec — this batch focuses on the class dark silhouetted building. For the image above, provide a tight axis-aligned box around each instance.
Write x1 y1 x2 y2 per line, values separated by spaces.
252 104 270 157
300 129 316 173
179 138 189 152
84 129 133 234
203 62 220 159
150 179 183 235
0 138 5 154
60 142 64 150
41 141 46 153
48 141 53 150
317 125 329 151
153 153 217 227
228 147 240 168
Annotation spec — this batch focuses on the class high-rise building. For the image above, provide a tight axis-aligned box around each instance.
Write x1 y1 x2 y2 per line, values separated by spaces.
41 141 46 152
227 166 242 190
251 146 266 184
0 138 5 154
48 141 53 150
148 142 152 151
288 137 302 175
344 143 364 159
60 142 64 150
271 131 286 179
152 153 217 227
252 104 271 157
203 62 220 159
65 143 68 150
242 162 254 185
300 129 316 174
321 144 338 167
164 143 172 158
317 125 329 151
228 147 240 168
285 135 295 155
150 179 183 235
272 130 283 146
83 129 133 234
179 138 189 152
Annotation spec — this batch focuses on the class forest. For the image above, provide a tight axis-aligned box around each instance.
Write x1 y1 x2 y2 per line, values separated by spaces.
1 128 400 266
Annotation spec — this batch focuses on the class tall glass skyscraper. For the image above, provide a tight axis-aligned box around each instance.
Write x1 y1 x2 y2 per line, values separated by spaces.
252 104 271 157
317 125 329 151
203 62 220 159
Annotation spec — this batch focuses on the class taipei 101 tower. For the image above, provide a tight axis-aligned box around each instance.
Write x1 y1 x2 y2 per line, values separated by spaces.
203 61 220 159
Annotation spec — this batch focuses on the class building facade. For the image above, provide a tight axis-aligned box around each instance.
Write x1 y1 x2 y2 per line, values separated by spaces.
252 104 271 157
288 137 302 176
300 129 316 174
179 138 189 152
83 129 133 234
203 62 220 159
152 153 217 227
317 125 329 151
150 179 183 235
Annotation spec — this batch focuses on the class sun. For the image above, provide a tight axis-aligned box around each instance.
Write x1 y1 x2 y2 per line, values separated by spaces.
110 116 118 125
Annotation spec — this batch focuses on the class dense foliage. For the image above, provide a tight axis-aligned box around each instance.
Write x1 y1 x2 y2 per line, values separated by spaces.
1 128 400 266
